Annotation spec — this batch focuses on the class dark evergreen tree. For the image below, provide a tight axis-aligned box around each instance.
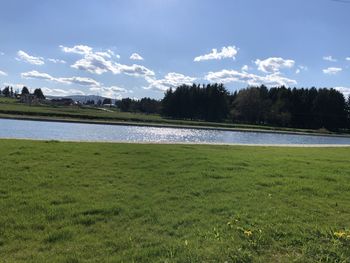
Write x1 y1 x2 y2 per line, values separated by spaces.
21 86 30 95
2 86 10 97
102 98 112 105
33 88 45 100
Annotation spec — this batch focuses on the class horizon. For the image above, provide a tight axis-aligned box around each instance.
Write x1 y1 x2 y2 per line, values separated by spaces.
1 0 350 99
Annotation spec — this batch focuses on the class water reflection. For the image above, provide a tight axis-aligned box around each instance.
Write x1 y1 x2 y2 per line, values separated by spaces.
1 118 350 145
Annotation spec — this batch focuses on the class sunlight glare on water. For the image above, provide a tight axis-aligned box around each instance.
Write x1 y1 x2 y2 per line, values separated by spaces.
1 119 350 145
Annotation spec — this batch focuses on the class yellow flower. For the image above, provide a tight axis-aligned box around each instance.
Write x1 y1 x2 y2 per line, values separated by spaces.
244 230 253 236
334 231 346 238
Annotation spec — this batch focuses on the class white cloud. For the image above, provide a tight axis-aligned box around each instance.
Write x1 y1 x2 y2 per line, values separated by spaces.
0 52 4 56
241 65 249 72
60 45 93 55
323 67 342 75
48 58 66 64
61 44 120 59
255 57 295 73
323 56 337 62
346 57 350 61
119 64 155 77
89 86 128 98
295 65 308 74
61 45 153 77
144 72 197 91
334 87 350 98
41 87 86 96
16 50 45 65
73 55 154 76
21 71 53 81
0 70 7 76
59 76 100 86
194 46 238 62
205 69 297 87
130 53 144 61
21 70 100 87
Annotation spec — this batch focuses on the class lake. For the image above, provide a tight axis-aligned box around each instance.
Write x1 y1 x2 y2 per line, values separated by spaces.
0 118 350 145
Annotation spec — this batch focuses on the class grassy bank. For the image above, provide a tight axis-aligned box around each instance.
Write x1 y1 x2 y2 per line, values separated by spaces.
0 140 350 262
0 97 346 136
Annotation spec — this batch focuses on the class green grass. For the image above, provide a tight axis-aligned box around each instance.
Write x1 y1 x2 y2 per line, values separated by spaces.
1 140 350 262
0 97 346 135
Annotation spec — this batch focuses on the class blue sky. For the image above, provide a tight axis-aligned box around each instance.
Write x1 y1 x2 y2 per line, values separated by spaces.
1 0 350 99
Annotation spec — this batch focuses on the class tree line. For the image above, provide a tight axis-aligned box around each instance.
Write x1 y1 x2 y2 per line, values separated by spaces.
0 86 45 100
2 84 349 130
117 84 350 131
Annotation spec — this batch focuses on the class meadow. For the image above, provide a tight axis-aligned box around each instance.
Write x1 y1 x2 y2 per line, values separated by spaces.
0 140 350 262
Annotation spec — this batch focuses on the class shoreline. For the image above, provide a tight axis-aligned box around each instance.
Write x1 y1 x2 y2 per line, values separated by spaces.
1 138 350 148
1 114 350 139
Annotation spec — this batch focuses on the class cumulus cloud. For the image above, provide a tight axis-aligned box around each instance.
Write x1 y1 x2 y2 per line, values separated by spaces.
194 46 238 62
205 69 297 87
61 45 153 77
346 57 350 61
323 67 342 75
21 70 100 87
21 71 53 81
43 86 128 98
60 45 93 55
144 72 197 92
323 55 337 62
334 87 350 98
60 76 100 86
48 58 66 64
41 87 86 96
130 53 144 60
16 50 45 65
0 70 7 76
255 57 295 73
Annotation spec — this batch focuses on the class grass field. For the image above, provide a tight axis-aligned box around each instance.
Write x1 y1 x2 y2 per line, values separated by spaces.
0 97 345 136
0 140 350 262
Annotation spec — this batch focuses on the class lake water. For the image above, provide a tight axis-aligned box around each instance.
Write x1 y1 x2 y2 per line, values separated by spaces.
0 118 350 145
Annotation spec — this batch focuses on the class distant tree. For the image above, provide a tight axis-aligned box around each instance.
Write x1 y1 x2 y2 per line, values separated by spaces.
10 87 13 97
33 88 45 100
139 98 161 114
347 96 350 128
162 83 229 121
312 88 347 129
2 86 10 97
85 99 95 105
21 86 30 95
102 98 112 105
117 98 133 111
232 87 268 124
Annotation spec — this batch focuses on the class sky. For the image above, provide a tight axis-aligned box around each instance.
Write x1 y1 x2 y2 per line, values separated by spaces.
1 0 350 99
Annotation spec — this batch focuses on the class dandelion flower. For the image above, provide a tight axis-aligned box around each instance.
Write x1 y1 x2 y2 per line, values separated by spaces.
334 231 346 238
244 230 253 236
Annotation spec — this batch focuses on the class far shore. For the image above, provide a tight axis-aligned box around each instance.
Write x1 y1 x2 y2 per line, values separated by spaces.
1 114 350 139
